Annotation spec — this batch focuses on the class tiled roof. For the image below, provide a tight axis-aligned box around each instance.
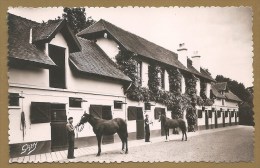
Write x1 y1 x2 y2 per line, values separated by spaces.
225 91 242 102
8 13 56 67
69 37 131 82
214 82 228 91
32 19 81 53
32 20 64 42
212 82 242 102
211 85 226 99
187 59 215 82
78 19 215 82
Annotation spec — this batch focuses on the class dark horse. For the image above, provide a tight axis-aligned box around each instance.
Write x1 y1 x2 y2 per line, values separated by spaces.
159 114 187 141
77 113 128 156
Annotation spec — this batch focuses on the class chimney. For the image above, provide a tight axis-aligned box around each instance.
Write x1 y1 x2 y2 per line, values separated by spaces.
191 51 201 72
29 28 32 44
177 43 188 68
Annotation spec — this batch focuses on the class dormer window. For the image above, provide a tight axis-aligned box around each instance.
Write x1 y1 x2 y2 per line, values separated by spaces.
48 44 66 89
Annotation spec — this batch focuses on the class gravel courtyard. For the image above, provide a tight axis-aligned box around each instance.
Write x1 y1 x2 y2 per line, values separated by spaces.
69 126 254 163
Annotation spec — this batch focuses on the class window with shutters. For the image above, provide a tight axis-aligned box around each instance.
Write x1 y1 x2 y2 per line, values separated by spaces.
154 108 165 120
69 97 82 108
198 110 203 118
217 111 221 118
30 102 51 124
208 111 212 118
114 101 123 109
9 93 20 107
231 111 235 117
225 111 229 117
145 103 151 111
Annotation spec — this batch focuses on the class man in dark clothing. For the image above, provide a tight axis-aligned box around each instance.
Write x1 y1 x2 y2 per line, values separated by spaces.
144 114 153 142
66 117 76 159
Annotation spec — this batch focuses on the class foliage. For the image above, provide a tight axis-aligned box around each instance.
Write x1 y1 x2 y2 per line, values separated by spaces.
116 50 211 125
186 106 197 125
239 102 254 126
185 74 198 106
148 64 161 98
200 80 214 106
168 68 182 94
62 7 95 34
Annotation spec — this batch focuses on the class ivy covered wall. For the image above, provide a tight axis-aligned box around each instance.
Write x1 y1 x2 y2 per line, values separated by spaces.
115 49 214 127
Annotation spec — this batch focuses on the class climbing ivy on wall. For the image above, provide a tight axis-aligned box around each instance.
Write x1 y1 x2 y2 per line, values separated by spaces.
168 68 182 94
200 80 214 106
115 49 212 123
148 63 161 98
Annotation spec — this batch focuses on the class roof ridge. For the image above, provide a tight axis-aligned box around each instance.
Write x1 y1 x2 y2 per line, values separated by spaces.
99 19 178 57
8 12 39 24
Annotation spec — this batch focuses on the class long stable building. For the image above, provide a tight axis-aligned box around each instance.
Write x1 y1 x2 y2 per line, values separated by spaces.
8 14 241 158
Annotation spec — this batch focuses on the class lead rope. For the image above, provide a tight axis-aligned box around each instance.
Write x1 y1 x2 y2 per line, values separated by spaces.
75 124 84 139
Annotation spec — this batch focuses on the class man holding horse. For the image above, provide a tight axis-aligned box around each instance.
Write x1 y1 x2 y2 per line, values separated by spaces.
66 117 77 159
145 114 153 142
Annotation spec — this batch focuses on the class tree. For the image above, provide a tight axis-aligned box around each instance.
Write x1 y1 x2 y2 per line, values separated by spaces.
62 7 95 34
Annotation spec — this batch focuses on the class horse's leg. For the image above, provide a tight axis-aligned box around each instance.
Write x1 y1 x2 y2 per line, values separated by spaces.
118 132 125 153
96 135 102 156
168 129 170 140
125 137 128 154
185 131 187 141
165 128 169 142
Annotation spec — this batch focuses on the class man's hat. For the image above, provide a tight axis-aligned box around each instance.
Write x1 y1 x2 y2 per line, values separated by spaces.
68 117 73 120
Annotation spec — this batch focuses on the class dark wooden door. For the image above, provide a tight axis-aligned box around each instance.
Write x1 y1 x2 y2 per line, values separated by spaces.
205 111 209 129
102 106 114 144
235 113 237 125
229 112 232 126
136 107 144 139
215 112 218 128
89 105 114 144
50 104 67 151
222 112 225 127
155 108 166 136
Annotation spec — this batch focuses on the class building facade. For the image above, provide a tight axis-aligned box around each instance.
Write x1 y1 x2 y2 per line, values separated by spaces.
8 14 241 158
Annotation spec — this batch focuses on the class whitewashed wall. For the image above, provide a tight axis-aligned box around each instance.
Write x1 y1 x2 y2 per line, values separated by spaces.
96 36 120 62
8 31 127 144
206 83 211 98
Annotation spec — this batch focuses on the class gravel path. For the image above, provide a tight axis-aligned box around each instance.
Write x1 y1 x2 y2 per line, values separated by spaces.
67 126 254 163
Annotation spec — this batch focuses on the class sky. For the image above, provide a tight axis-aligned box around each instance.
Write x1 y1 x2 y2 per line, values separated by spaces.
8 7 253 87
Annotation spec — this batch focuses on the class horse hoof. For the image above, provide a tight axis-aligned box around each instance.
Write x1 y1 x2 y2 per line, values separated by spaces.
96 154 100 157
125 151 128 154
